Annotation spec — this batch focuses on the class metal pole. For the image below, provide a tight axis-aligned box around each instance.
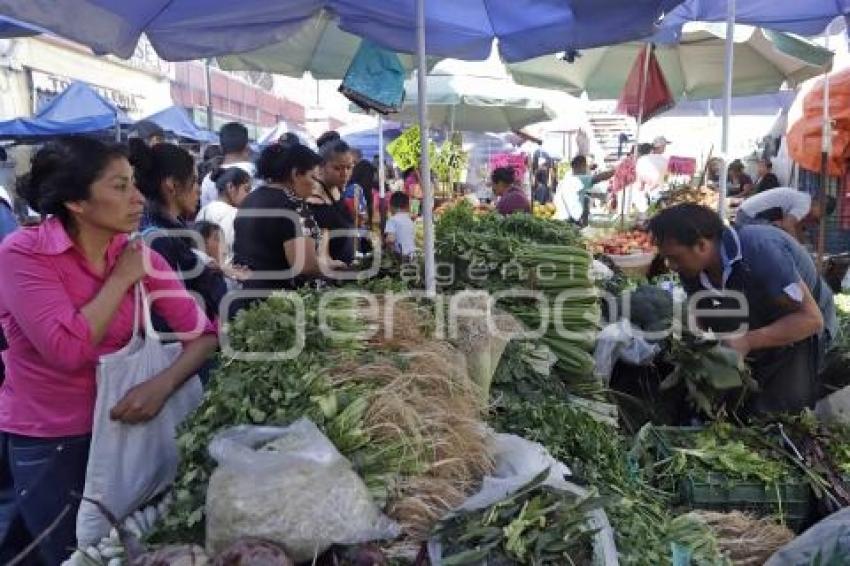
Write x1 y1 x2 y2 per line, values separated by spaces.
204 58 214 131
718 0 735 220
378 114 387 228
817 31 832 272
621 44 651 229
417 0 435 295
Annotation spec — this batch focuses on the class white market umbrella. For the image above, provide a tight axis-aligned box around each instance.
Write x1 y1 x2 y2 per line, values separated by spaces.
394 58 556 133
506 23 832 101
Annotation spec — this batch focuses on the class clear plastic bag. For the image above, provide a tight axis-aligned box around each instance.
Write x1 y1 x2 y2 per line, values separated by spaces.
205 418 400 562
766 507 850 565
593 320 660 382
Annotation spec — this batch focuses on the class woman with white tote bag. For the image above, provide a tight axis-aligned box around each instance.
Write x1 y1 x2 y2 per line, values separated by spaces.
0 138 217 564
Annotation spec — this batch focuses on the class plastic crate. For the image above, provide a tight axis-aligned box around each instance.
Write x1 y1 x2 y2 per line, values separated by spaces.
679 472 812 532
639 426 814 532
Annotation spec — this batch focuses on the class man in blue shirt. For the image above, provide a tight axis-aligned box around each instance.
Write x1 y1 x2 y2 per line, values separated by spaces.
649 203 836 416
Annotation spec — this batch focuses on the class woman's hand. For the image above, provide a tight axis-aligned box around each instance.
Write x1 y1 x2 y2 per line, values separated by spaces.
110 374 174 424
111 239 147 287
223 264 252 281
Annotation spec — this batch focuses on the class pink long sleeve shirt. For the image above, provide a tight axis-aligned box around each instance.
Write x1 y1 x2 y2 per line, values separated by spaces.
0 217 216 438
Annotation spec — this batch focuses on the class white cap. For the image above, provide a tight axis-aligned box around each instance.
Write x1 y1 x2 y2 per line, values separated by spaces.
652 136 671 148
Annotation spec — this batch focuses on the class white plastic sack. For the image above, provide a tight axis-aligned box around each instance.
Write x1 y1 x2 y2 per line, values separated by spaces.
766 507 850 565
77 285 203 547
593 320 660 382
815 384 850 426
205 418 400 562
428 432 619 566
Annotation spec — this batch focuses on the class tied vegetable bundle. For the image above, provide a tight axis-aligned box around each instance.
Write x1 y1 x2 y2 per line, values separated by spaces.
155 291 491 548
435 202 599 379
660 334 757 418
432 469 603 566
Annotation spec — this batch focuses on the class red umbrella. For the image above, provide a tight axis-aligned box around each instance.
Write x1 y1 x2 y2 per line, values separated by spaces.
616 45 674 124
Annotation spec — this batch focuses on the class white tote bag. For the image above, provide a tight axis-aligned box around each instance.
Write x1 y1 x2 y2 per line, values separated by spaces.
76 284 204 546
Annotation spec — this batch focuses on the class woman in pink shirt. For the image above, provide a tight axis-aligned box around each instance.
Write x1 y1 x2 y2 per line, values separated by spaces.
0 138 217 564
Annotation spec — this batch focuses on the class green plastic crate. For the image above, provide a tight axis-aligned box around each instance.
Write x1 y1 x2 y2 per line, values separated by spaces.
637 426 814 532
679 471 812 532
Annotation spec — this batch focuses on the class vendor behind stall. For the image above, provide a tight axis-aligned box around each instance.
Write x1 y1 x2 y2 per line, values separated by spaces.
553 155 614 225
492 167 531 216
649 203 836 416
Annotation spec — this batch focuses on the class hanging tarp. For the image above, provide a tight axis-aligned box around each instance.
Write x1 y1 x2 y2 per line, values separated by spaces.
616 46 675 123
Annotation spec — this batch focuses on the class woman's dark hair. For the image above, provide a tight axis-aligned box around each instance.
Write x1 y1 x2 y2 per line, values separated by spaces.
319 139 351 163
491 167 516 186
256 143 322 183
194 219 222 241
535 169 548 184
648 203 724 247
17 136 127 223
637 143 653 156
349 160 376 190
570 155 587 169
728 159 744 172
211 166 252 195
278 132 301 148
316 130 341 149
202 144 223 162
128 138 195 204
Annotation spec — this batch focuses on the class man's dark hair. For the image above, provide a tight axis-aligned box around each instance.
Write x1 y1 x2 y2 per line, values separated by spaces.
637 143 652 156
491 167 515 186
390 191 410 210
570 155 587 170
219 122 249 155
648 203 725 247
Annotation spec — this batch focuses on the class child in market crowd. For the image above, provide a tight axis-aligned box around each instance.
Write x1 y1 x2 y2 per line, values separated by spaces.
0 137 217 564
196 165 252 264
384 191 416 259
194 220 225 267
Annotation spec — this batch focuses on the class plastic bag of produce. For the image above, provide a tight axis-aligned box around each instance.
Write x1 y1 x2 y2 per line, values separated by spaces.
428 432 619 566
77 284 203 546
765 507 850 565
593 320 660 382
205 418 400 562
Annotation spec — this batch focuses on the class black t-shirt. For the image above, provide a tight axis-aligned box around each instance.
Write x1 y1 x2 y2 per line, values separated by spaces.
312 201 355 265
233 185 318 291
754 173 780 194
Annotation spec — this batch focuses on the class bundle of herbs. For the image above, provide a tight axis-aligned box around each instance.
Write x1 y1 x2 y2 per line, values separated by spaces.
432 469 603 566
435 201 599 380
660 333 757 418
154 292 491 548
489 342 725 566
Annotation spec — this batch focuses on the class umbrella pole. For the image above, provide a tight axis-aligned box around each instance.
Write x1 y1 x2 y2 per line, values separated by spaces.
115 112 120 142
718 0 735 220
817 31 831 273
417 0 436 295
204 58 214 131
621 43 652 230
378 114 386 228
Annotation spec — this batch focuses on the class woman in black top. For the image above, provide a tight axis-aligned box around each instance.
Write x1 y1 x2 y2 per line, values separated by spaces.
131 139 226 322
753 158 781 193
233 143 339 297
311 139 356 264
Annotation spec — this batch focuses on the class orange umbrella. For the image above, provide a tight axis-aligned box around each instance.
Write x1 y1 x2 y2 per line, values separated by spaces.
787 68 850 177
